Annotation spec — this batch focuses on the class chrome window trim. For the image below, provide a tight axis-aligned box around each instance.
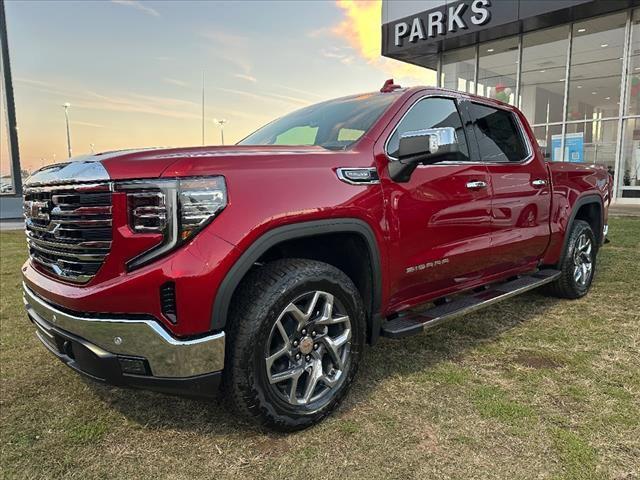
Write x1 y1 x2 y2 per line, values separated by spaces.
384 94 464 162
465 99 535 166
384 94 534 167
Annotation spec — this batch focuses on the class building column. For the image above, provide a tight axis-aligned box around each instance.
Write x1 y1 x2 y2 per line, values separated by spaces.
613 9 633 203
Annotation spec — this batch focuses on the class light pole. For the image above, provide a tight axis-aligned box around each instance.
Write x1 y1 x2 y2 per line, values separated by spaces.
1 0 23 195
63 102 72 158
213 118 227 145
202 71 205 145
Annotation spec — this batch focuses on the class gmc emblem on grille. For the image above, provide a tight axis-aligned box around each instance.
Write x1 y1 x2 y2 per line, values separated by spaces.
24 201 50 222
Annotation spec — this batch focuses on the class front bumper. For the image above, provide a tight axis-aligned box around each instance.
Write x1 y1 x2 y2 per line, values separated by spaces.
23 283 225 398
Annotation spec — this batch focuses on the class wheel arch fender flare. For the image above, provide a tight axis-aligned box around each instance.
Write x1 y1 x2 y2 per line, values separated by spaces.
558 194 604 265
211 218 383 333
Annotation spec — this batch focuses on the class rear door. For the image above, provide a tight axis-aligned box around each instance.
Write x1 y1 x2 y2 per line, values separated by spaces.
461 101 551 273
378 96 494 308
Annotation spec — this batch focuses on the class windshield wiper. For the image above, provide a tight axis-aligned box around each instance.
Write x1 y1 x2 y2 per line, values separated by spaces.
318 142 348 151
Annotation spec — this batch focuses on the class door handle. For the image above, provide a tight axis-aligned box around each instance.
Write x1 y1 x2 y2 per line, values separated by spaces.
532 179 548 187
466 180 488 190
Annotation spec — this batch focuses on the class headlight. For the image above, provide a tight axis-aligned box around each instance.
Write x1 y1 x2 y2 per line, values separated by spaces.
119 176 227 270
178 177 227 241
128 191 167 233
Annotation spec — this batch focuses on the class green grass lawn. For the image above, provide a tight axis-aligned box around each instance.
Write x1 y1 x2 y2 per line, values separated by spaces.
1 218 639 479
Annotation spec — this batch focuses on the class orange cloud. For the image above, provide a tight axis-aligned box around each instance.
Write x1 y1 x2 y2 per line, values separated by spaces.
334 0 380 61
333 0 436 85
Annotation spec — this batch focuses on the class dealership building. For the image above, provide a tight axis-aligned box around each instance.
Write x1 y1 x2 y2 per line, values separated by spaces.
382 0 640 203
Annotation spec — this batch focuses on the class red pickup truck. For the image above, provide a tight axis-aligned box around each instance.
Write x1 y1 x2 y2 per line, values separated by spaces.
23 81 612 431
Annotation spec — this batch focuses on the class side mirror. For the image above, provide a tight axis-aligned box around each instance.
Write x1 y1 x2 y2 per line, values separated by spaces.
389 127 458 182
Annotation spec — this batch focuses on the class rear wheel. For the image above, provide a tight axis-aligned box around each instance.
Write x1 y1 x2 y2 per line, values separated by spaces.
546 219 597 299
223 259 365 431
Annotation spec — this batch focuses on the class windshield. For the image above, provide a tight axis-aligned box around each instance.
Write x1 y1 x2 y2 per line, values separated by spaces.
238 92 401 150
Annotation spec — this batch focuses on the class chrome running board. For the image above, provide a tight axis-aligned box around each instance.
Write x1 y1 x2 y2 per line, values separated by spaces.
381 269 561 339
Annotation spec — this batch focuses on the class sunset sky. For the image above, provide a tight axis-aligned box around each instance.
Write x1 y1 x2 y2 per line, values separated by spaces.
1 0 436 175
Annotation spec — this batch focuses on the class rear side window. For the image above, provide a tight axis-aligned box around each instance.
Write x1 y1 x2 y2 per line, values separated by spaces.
387 97 469 161
467 103 529 162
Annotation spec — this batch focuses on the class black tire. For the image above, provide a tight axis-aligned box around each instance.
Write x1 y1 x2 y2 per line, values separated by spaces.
223 258 366 431
545 219 597 299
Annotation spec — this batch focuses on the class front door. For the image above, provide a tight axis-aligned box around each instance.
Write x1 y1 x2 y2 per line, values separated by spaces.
379 96 494 310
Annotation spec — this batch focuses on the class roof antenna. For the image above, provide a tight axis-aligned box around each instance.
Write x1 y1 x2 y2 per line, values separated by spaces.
380 78 401 93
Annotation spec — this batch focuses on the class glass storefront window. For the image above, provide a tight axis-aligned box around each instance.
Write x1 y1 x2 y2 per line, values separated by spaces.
437 8 640 202
567 13 626 121
533 124 562 160
620 118 640 193
520 26 569 125
564 121 618 173
625 9 640 116
441 47 475 93
477 37 518 105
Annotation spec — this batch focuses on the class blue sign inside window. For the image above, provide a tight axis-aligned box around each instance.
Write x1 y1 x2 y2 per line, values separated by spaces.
551 132 584 162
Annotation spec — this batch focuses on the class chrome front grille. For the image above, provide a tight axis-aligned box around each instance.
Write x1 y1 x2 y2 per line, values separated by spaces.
24 182 113 283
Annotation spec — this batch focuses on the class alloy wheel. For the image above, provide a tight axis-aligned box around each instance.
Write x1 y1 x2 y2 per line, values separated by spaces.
573 233 593 287
264 291 352 406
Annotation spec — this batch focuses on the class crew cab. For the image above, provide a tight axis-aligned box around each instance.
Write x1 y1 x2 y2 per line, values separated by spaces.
22 81 612 431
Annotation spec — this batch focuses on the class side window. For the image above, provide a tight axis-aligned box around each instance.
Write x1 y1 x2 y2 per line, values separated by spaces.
387 97 469 161
467 103 529 162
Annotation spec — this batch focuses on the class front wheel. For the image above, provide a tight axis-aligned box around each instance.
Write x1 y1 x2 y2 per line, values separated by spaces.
223 259 365 431
545 219 597 299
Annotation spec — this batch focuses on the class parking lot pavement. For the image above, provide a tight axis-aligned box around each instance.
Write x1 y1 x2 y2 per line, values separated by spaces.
610 203 640 217
0 219 24 231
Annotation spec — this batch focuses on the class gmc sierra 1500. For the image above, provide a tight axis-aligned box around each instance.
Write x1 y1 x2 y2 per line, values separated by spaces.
22 80 611 431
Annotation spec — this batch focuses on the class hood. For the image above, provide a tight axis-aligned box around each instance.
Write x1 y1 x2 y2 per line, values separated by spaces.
24 148 165 186
159 145 339 178
26 145 338 185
